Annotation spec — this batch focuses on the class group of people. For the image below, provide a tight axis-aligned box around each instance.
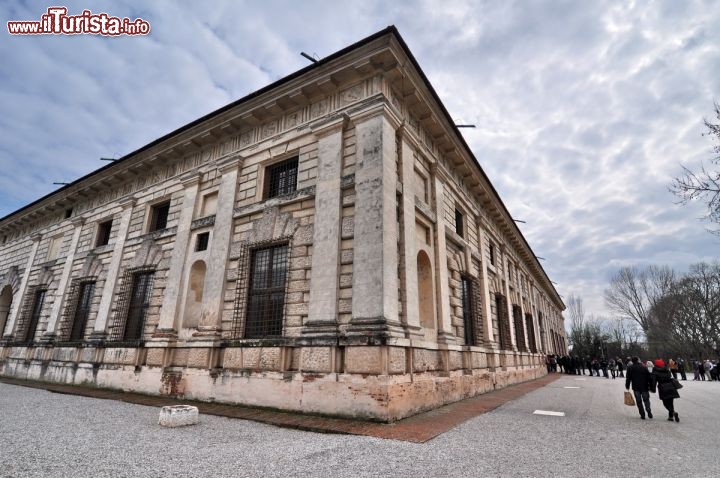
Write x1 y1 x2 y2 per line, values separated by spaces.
546 354 630 379
691 359 719 381
546 353 720 424
626 357 681 422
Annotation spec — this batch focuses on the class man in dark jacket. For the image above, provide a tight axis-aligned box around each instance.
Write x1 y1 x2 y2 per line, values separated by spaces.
625 356 653 419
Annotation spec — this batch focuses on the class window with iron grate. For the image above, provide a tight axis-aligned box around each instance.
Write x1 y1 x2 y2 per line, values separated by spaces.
24 289 46 343
461 276 476 346
244 243 289 338
124 271 155 340
69 281 95 341
265 158 298 199
512 304 527 352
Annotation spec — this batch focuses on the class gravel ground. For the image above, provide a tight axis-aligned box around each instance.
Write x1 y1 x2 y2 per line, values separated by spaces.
1 374 718 477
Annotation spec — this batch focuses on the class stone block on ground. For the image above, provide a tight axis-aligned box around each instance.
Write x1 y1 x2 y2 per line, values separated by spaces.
159 405 199 427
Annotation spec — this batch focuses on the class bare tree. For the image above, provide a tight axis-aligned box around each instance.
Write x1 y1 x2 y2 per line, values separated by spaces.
604 265 676 334
566 293 585 330
669 101 720 233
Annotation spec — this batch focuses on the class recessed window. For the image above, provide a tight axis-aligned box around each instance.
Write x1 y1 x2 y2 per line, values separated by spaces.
47 236 62 261
149 201 170 232
489 243 496 266
69 281 95 341
96 220 113 247
123 270 155 341
245 243 289 338
195 232 210 252
455 209 464 238
65 208 73 219
24 289 47 343
265 157 298 199
200 192 218 217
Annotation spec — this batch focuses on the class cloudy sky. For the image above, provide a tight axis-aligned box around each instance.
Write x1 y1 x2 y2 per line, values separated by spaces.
1 0 719 319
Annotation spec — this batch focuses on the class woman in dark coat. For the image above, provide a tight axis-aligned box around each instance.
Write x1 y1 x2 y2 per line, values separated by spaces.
652 359 680 422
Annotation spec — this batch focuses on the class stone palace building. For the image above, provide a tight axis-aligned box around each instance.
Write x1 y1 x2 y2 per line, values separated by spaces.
0 27 567 421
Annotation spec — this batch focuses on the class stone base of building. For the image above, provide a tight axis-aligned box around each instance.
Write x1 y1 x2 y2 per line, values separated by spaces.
0 341 546 422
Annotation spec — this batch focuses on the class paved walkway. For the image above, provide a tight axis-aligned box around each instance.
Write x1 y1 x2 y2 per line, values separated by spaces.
0 373 560 443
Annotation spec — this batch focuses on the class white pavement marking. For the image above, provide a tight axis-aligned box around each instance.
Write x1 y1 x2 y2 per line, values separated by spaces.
533 410 566 417
563 386 581 389
574 378 587 381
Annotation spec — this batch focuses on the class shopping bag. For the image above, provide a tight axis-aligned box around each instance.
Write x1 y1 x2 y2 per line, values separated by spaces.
624 390 636 406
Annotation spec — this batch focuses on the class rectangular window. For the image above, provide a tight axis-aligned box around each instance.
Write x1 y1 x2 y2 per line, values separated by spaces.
24 289 46 343
69 281 95 341
149 201 170 232
489 243 496 266
461 277 476 346
495 293 512 350
513 305 527 352
525 313 537 353
123 271 155 341
96 220 113 247
265 158 298 199
244 243 288 338
195 232 210 252
455 209 464 238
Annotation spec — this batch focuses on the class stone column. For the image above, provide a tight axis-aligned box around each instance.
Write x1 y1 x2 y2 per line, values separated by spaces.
196 157 240 338
154 173 201 339
304 117 345 337
397 127 422 338
431 170 455 343
347 108 402 339
477 225 494 344
43 217 85 340
91 197 135 340
2 233 41 340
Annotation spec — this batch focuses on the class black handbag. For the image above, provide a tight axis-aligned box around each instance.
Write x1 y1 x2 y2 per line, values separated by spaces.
671 378 683 389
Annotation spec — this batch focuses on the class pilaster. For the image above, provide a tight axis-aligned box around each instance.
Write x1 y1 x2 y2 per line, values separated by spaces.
90 197 135 341
431 171 455 343
304 117 345 337
195 157 240 338
2 233 41 340
42 217 85 341
346 107 402 340
397 126 423 338
477 226 494 344
153 173 201 339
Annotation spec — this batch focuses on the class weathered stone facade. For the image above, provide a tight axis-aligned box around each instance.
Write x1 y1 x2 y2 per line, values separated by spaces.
0 27 567 422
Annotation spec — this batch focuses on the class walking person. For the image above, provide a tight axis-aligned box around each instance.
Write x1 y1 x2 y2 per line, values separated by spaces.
668 358 678 380
609 358 617 379
677 357 687 380
616 357 625 378
625 356 653 419
652 359 680 422
697 359 706 381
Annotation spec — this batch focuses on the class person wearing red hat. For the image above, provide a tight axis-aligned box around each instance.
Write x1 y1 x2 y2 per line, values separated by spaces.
652 359 680 422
